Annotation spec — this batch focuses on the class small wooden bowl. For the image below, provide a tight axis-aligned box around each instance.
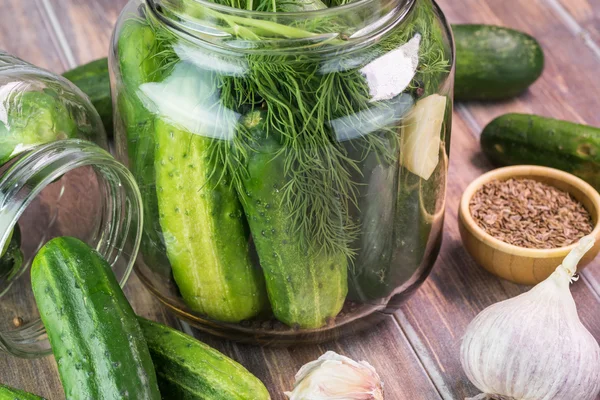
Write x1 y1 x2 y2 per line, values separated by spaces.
458 165 600 285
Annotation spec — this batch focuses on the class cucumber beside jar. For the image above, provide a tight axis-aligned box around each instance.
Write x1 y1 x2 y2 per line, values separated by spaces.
110 0 453 341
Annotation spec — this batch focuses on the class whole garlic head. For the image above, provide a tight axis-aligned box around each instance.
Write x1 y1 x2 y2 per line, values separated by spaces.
461 236 600 400
285 351 384 400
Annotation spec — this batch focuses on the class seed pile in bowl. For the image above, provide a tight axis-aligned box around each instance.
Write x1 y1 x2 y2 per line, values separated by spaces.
469 178 593 249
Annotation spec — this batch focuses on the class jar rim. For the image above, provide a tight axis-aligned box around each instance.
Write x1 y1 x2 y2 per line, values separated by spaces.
151 0 413 18
146 0 418 52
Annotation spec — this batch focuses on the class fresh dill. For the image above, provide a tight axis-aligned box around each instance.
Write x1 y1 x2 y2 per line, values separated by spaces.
144 0 450 258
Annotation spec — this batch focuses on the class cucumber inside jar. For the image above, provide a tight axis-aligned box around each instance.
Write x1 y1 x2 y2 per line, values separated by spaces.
116 0 451 330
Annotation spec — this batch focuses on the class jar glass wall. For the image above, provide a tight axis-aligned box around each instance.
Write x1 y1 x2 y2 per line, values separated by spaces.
0 54 142 357
111 0 453 343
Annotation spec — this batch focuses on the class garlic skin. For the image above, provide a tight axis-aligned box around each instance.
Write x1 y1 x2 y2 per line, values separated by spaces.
285 351 384 400
460 236 600 400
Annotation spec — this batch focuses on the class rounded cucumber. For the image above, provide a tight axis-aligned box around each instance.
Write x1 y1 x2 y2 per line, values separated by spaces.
453 24 544 100
31 237 161 400
63 58 112 136
138 317 270 399
237 113 347 329
481 113 600 190
0 90 77 165
0 384 44 400
154 119 267 322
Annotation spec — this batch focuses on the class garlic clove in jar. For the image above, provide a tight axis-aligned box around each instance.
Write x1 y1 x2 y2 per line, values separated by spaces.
284 351 384 400
460 235 600 400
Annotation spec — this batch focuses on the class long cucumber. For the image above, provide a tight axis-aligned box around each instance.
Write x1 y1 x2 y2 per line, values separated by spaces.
31 237 161 400
116 17 170 272
481 113 600 190
154 118 267 322
237 113 347 329
138 317 270 399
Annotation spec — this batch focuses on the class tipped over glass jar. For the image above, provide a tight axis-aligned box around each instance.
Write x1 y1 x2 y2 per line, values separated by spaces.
111 0 454 344
0 52 142 357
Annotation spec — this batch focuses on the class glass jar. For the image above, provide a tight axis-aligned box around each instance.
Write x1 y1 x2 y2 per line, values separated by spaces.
0 53 143 357
111 0 453 344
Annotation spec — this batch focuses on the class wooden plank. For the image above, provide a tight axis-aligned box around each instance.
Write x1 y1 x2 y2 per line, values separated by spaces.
554 0 600 45
397 114 600 398
184 317 443 400
440 0 600 127
400 1 600 398
0 0 65 69
39 0 128 69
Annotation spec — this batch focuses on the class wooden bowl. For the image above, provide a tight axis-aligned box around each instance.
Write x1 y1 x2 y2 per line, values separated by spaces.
458 165 600 285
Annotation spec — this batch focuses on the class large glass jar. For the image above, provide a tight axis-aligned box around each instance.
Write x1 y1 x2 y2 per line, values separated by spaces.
111 0 453 344
0 53 142 357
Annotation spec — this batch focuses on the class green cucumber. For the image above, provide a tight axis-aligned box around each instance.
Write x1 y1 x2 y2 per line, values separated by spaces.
63 58 112 136
481 113 600 190
154 118 267 322
31 237 161 400
138 317 270 399
0 384 44 400
116 17 171 275
453 24 544 100
237 112 347 329
0 225 22 288
0 90 77 164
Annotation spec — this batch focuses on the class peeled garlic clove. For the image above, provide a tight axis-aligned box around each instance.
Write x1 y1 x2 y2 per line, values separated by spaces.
461 236 600 400
399 94 446 180
285 351 384 400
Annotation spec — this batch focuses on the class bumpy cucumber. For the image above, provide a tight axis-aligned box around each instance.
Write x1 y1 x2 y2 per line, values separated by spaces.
237 112 347 329
481 113 600 190
0 384 44 400
116 17 170 273
63 58 112 136
138 317 270 399
348 159 398 302
31 237 161 400
453 24 544 100
154 118 267 322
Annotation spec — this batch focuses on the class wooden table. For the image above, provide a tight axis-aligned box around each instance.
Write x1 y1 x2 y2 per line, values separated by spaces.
2 0 600 398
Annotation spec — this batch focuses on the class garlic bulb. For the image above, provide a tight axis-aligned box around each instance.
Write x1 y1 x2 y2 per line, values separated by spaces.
461 236 600 400
285 351 384 400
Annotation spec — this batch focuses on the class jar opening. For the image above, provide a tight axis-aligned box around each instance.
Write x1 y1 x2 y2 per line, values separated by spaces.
0 140 142 357
145 0 416 52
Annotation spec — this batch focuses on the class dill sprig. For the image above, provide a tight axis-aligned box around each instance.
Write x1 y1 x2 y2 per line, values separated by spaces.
144 0 450 257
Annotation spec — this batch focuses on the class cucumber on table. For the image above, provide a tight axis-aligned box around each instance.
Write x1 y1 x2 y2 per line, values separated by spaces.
138 317 270 400
62 58 112 136
31 237 161 400
453 24 544 101
237 112 347 329
481 113 600 190
154 118 267 322
0 384 44 400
